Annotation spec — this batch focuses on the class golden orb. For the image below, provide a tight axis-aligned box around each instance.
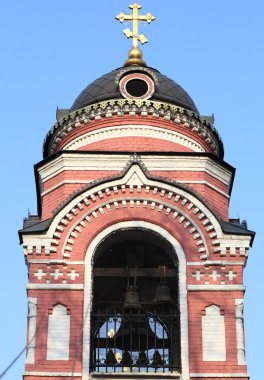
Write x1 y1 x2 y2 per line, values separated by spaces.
124 47 146 67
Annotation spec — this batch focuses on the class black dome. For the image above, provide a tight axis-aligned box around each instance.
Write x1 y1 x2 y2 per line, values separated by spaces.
70 67 199 113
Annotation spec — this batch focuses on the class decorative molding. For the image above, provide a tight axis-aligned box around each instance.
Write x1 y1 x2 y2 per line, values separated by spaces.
25 297 37 364
22 162 252 262
27 284 84 290
45 164 225 261
23 372 82 377
47 158 222 232
191 268 239 285
91 375 181 379
187 261 245 266
63 124 205 153
115 66 160 85
119 73 155 100
59 195 210 260
190 374 249 378
27 259 85 264
83 221 190 380
188 285 245 291
235 299 247 365
38 153 232 186
44 99 222 157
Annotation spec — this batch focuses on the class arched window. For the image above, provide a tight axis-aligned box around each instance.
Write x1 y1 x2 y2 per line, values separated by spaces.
90 229 181 373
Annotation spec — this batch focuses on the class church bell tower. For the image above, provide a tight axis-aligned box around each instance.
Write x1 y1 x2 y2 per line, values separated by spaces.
19 3 255 380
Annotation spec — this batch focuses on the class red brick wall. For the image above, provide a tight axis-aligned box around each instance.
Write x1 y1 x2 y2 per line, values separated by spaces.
79 137 194 152
25 196 248 378
41 169 229 221
25 290 83 374
188 291 247 374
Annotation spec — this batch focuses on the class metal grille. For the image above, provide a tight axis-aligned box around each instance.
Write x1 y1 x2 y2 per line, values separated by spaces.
90 309 181 373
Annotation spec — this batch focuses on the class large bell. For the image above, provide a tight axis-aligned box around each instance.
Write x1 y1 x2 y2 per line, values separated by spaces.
152 281 174 305
123 286 143 310
114 286 157 351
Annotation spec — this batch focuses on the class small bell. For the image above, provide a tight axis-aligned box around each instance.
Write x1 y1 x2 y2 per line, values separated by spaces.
152 281 174 304
120 351 133 366
152 266 174 305
123 285 143 310
151 350 164 366
136 351 149 366
115 279 157 350
105 349 117 366
114 304 158 350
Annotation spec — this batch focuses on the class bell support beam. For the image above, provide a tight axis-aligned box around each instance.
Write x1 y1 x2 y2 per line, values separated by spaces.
94 268 177 277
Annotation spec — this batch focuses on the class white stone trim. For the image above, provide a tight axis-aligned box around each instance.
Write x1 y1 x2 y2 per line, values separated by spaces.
188 285 245 291
25 297 37 364
91 374 181 379
22 236 53 256
190 374 249 378
63 125 205 153
83 221 189 380
47 304 70 361
23 372 82 377
235 299 247 365
221 237 252 245
22 236 52 246
202 305 226 361
27 260 85 264
187 261 245 266
27 284 84 290
38 153 232 187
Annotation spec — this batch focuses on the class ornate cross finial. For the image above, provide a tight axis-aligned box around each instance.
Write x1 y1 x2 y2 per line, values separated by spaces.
116 3 155 67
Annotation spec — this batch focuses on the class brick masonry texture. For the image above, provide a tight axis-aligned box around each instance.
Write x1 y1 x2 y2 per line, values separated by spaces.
53 116 214 154
41 168 229 221
21 103 252 380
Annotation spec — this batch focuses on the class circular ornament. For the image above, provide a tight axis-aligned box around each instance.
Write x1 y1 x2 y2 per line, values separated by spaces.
119 73 155 100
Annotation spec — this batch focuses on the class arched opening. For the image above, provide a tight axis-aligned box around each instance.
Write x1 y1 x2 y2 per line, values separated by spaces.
90 228 181 373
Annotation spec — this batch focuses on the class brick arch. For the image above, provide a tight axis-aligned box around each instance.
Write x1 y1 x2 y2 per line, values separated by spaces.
58 197 210 261
45 164 223 260
82 221 189 380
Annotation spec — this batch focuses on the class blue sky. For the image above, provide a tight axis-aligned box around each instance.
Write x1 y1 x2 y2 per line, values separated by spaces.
0 1 263 379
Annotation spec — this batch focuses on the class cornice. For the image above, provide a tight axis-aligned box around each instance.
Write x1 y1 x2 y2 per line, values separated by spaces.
43 99 224 158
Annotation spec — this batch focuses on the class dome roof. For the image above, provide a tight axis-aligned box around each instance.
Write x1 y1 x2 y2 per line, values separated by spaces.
70 66 199 113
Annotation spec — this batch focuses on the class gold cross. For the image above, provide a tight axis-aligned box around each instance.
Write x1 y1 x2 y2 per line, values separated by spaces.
116 3 155 49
